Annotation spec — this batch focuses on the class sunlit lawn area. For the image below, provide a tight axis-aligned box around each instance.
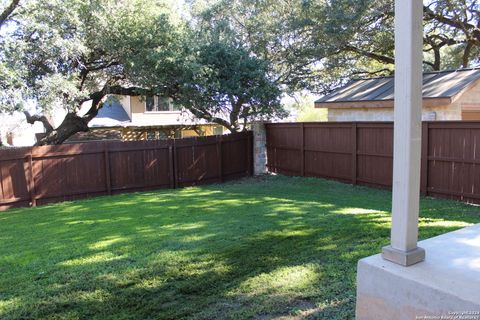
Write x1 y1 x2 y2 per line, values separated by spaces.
1 175 479 320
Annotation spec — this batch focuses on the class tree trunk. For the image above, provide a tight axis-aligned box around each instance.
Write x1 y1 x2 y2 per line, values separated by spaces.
227 126 240 133
35 113 90 146
0 0 20 28
28 85 153 145
432 47 441 71
462 41 473 69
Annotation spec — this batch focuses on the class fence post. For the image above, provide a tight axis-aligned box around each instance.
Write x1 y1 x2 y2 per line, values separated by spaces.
173 139 179 188
27 153 37 207
169 144 175 189
104 147 111 195
300 123 305 176
246 132 253 176
217 136 223 181
352 122 357 185
251 121 267 175
420 122 429 195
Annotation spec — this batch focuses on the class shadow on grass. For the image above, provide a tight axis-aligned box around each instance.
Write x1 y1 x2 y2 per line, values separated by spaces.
0 175 479 320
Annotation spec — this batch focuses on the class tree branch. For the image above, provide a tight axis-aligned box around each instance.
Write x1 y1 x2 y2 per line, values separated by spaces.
462 41 474 68
349 68 393 77
343 45 395 65
187 106 235 132
424 5 480 44
24 111 54 134
0 0 20 28
229 97 244 130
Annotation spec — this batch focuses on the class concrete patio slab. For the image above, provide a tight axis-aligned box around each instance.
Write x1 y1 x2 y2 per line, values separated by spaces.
356 223 480 320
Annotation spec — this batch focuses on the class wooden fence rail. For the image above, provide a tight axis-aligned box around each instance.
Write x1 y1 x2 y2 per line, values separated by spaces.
266 121 480 204
0 132 253 211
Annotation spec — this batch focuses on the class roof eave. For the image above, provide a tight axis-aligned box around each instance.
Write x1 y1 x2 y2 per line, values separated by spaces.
315 97 452 109
450 78 480 104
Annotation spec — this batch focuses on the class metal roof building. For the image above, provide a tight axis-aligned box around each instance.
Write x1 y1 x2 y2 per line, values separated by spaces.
315 68 480 121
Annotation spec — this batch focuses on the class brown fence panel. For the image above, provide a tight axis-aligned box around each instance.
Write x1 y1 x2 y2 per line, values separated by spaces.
0 148 31 208
221 132 253 180
425 122 480 203
175 135 222 187
31 143 107 206
266 121 480 205
304 123 354 182
0 132 253 211
107 140 171 194
266 123 302 175
356 123 393 188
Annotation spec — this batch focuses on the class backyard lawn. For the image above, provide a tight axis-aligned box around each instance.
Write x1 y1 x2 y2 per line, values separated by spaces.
1 175 479 320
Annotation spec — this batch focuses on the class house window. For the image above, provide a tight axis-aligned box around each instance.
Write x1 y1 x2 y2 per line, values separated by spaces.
174 130 182 139
145 96 156 112
171 102 181 111
157 97 170 111
144 96 179 112
213 126 224 135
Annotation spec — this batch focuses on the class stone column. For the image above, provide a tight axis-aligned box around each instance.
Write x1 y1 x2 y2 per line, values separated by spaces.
6 132 13 146
251 121 267 175
381 0 425 266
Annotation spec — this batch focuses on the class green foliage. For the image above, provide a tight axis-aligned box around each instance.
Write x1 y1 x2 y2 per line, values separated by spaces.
3 0 181 112
0 0 195 144
193 0 319 93
286 94 328 122
191 0 479 94
296 107 328 122
189 0 393 93
1 0 478 141
1 0 285 141
1 175 479 319
0 60 24 112
175 25 285 131
0 0 23 112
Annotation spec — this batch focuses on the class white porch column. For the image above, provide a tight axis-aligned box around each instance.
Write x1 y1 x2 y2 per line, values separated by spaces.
381 0 425 266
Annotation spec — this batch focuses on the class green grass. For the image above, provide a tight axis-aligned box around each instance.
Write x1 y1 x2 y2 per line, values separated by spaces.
1 175 479 320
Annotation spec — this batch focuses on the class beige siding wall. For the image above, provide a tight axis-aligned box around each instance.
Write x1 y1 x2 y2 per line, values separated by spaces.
118 95 131 118
456 81 480 119
328 108 393 121
327 104 461 121
129 96 184 125
456 80 480 105
181 129 201 138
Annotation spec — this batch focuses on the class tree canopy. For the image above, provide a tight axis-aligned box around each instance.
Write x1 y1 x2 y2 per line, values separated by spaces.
1 0 479 144
173 23 285 132
1 0 188 144
1 0 285 144
190 0 479 93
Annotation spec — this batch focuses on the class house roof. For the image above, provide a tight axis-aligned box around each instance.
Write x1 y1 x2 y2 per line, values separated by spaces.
88 100 131 128
315 68 480 109
88 98 211 128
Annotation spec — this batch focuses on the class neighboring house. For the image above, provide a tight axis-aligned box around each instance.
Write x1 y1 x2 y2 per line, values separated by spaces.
315 68 480 121
0 112 44 146
69 95 225 142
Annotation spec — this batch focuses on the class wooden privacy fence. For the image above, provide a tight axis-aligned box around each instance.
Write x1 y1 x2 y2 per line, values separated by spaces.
266 121 480 204
0 132 252 211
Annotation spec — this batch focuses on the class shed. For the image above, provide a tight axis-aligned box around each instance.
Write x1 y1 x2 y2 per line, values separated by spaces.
315 68 480 121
